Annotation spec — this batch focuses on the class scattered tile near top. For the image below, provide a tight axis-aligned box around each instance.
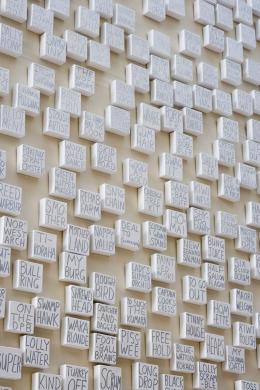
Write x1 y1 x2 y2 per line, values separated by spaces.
0 1 260 387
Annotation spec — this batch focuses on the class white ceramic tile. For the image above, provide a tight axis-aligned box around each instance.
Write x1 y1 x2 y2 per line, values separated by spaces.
196 152 218 181
192 85 212 113
235 380 259 390
49 167 76 200
187 207 211 235
122 158 148 188
165 180 189 210
170 343 195 373
28 63 55 96
146 329 172 359
87 40 111 72
202 262 225 290
20 335 50 369
218 173 240 202
91 303 118 334
131 125 156 155
207 299 231 329
121 296 147 328
183 107 203 136
202 235 225 264
160 374 184 390
223 345 245 374
132 362 159 390
27 4 53 35
194 0 215 25
113 4 135 33
94 365 121 389
138 185 163 217
171 54 193 83
215 3 233 31
212 89 232 116
13 84 40 117
117 328 141 359
217 117 239 143
13 259 43 294
115 219 141 251
100 183 125 215
45 0 70 20
179 29 201 58
89 224 115 256
59 140 86 173
126 63 149 94
152 286 177 317
59 252 87 285
235 163 257 190
125 262 152 293
213 139 236 167
197 62 218 89
148 29 171 59
236 23 256 50
235 224 257 254
170 131 193 159
43 107 70 139
233 321 256 350
137 102 161 131
149 54 170 82
243 139 260 167
193 362 217 390
75 6 100 38
90 272 116 305
177 238 201 268
0 66 9 96
142 221 167 251
56 87 81 118
60 364 88 390
17 144 45 178
0 346 22 380
5 300 34 334
0 216 27 250
220 59 242 86
40 33 66 65
203 25 224 53
164 209 187 238
224 37 244 63
127 34 150 65
39 197 67 231
180 312 205 341
173 81 193 108
32 296 60 330
65 285 93 317
215 210 238 239
89 333 117 364
200 332 225 362
0 245 11 277
143 0 166 22
166 0 185 19
64 30 88 62
91 143 117 174
182 275 207 305
151 253 176 283
230 288 253 317
69 65 95 96
79 111 104 142
89 0 113 19
159 153 183 181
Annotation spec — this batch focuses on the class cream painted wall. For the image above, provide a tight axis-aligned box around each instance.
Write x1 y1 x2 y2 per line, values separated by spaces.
0 0 260 389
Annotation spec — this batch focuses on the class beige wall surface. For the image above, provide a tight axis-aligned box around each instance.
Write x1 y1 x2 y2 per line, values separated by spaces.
0 0 260 389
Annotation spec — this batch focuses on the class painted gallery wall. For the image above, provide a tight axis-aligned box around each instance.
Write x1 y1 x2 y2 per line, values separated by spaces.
0 0 260 389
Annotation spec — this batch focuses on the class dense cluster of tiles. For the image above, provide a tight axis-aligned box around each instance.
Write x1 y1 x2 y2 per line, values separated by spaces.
0 0 260 389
